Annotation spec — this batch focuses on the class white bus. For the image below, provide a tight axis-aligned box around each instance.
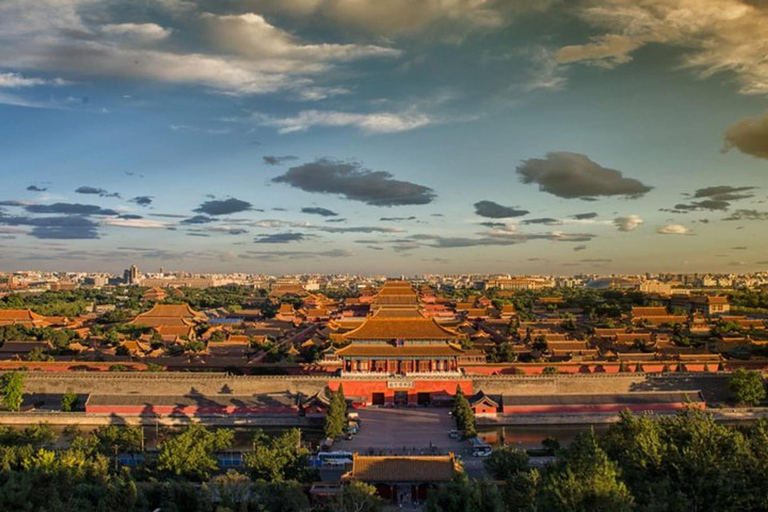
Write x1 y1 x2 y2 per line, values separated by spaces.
316 451 353 466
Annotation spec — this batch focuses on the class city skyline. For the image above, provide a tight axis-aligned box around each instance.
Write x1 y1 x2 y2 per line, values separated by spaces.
2 0 768 274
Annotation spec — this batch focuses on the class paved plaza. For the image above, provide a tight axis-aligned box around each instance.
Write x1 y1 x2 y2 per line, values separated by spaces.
332 407 488 478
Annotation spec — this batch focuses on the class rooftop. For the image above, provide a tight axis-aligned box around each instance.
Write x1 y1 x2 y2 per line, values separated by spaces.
343 454 459 483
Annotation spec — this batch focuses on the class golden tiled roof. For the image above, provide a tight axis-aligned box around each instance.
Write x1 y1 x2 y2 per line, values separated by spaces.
344 455 459 483
129 304 206 327
335 343 463 357
631 307 669 317
0 309 50 326
372 308 424 318
343 317 457 341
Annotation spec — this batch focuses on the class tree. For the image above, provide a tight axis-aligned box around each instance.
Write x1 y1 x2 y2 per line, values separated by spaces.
92 425 143 454
203 470 252 511
61 391 78 412
324 384 347 439
484 446 530 480
256 480 312 512
157 424 234 481
335 481 383 512
452 386 476 438
26 347 53 362
1 372 24 411
425 476 504 512
729 368 766 406
103 329 120 345
244 429 314 483
541 430 634 512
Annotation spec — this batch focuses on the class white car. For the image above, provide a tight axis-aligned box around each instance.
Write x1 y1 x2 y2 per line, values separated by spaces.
472 446 492 457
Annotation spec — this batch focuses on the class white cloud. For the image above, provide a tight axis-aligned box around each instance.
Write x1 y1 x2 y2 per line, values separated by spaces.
0 72 69 88
247 0 544 37
100 23 172 42
559 0 768 95
202 13 400 61
0 1 400 97
252 219 314 229
614 215 643 231
102 218 172 229
254 109 433 133
657 223 692 235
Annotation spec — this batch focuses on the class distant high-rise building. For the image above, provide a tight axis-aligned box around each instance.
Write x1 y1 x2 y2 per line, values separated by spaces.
123 264 139 284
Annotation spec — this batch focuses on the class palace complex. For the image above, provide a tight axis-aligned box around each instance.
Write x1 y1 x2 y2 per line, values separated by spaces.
334 281 466 375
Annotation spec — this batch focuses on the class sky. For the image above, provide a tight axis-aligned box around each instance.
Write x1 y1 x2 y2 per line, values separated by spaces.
1 0 768 276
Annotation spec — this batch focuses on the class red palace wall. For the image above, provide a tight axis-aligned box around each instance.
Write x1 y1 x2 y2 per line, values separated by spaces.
84 404 300 416
500 402 704 415
473 404 498 416
460 363 722 375
329 379 472 406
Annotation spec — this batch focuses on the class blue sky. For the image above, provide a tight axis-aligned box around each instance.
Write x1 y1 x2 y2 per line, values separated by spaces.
1 0 768 275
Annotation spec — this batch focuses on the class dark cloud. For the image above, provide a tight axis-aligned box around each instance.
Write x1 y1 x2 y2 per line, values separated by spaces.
25 203 117 216
118 214 143 220
571 212 598 220
673 199 730 211
302 207 338 217
150 213 189 219
0 213 99 239
75 186 121 198
325 218 346 223
380 216 416 221
181 215 215 225
263 155 299 166
478 221 508 229
317 226 404 234
522 217 561 225
0 200 32 207
723 111 768 159
573 245 587 252
582 258 612 263
416 230 597 248
732 246 748 250
517 152 652 199
254 232 308 243
692 185 757 199
423 236 519 248
129 196 153 207
474 200 529 219
242 249 353 260
673 185 757 211
723 209 768 221
26 185 47 192
272 158 436 206
194 198 252 216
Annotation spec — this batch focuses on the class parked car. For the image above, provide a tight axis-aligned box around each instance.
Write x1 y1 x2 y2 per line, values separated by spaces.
472 445 493 457
448 429 460 439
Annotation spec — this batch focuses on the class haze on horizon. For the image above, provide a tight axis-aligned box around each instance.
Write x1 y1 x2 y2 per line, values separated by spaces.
1 0 767 275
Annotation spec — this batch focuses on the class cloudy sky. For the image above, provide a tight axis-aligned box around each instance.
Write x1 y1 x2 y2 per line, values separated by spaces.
1 0 768 275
